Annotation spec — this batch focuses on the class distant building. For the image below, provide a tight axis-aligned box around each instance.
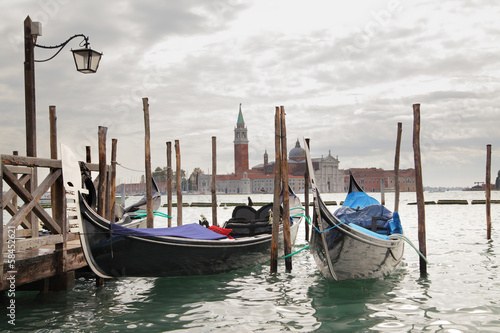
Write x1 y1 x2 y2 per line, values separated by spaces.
197 105 344 194
346 168 416 192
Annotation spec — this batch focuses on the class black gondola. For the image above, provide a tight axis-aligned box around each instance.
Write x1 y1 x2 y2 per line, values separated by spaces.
61 145 302 278
303 138 404 281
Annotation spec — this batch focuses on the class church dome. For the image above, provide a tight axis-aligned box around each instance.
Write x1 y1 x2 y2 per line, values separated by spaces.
289 139 306 161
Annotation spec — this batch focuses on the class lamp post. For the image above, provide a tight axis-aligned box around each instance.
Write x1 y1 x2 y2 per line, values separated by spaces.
23 15 102 158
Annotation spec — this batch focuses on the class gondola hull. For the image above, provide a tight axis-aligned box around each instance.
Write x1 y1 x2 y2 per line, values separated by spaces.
79 194 301 278
310 220 404 281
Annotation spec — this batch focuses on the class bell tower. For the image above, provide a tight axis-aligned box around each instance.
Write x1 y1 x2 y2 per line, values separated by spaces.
234 103 249 175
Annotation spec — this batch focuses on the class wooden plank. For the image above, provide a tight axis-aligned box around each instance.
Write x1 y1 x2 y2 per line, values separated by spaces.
1 154 62 169
2 174 30 206
2 167 62 236
4 165 32 175
14 233 78 251
0 245 87 291
304 138 310 241
4 201 31 228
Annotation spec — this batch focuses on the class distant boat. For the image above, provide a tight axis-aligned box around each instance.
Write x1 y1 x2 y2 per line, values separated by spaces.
304 140 404 281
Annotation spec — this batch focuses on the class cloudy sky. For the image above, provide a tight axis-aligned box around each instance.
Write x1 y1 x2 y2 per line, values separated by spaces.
1 0 499 188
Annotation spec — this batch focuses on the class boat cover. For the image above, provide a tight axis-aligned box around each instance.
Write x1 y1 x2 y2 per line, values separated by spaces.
335 190 403 234
342 191 380 209
110 222 228 240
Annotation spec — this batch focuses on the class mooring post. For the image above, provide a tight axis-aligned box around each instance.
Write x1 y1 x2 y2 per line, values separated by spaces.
304 138 311 241
413 104 427 276
97 126 107 218
175 140 182 226
109 139 118 223
166 142 173 228
142 98 154 228
486 144 492 240
86 146 91 164
270 107 281 273
280 106 292 272
380 178 386 205
394 122 402 212
211 136 218 226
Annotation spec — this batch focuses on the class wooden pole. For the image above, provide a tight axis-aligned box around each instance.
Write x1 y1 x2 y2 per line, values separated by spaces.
486 144 492 240
24 16 38 238
211 136 218 226
175 140 182 226
270 107 281 273
380 177 385 205
280 106 292 272
86 146 91 164
394 122 402 212
97 126 107 218
109 139 118 222
304 138 311 241
49 106 64 228
142 98 154 228
166 142 173 227
412 104 427 276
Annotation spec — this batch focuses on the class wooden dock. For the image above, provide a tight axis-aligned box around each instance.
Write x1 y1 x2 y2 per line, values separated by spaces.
1 153 106 292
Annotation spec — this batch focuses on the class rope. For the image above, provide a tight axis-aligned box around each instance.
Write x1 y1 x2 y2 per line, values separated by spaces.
390 234 429 264
282 244 309 259
133 210 173 219
116 162 144 173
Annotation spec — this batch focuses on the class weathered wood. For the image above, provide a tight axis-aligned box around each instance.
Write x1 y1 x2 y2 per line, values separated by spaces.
212 136 218 226
486 144 492 240
13 233 79 252
24 16 36 159
49 106 65 232
166 142 173 228
280 106 292 272
2 167 62 236
2 173 30 207
1 154 62 169
413 104 427 276
394 122 402 212
86 146 91 163
0 244 87 291
97 126 107 217
271 107 281 273
303 138 311 241
0 156 3 280
143 98 154 228
109 139 118 223
175 140 182 226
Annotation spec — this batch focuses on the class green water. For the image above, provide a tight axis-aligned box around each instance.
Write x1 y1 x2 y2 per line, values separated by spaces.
1 192 499 332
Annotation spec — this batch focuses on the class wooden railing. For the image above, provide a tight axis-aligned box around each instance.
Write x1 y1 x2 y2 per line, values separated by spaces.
0 154 103 280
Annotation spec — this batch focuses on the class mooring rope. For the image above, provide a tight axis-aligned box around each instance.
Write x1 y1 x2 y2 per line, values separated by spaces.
116 162 144 173
133 210 173 219
390 234 429 264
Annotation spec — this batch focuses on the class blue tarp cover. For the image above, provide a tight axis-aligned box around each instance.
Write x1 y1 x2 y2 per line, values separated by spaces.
110 222 228 240
342 191 380 209
335 190 403 234
334 204 393 230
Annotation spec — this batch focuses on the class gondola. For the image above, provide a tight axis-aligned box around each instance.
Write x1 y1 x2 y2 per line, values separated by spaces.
61 145 302 279
303 139 404 281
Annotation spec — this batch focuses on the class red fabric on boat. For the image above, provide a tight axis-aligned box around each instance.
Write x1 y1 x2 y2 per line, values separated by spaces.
208 225 234 239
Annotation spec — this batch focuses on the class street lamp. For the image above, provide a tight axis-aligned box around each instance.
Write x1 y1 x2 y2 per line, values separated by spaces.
24 15 102 159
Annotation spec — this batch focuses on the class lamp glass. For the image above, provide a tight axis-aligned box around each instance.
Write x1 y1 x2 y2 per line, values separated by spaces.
72 48 102 74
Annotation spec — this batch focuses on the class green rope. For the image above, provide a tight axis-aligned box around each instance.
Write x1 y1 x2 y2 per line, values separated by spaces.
282 244 310 259
390 234 429 264
133 210 173 219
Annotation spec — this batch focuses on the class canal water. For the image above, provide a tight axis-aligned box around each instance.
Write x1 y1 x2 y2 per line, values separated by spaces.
1 191 499 332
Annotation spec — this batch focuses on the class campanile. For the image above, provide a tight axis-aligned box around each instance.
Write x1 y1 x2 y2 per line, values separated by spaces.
234 103 249 175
